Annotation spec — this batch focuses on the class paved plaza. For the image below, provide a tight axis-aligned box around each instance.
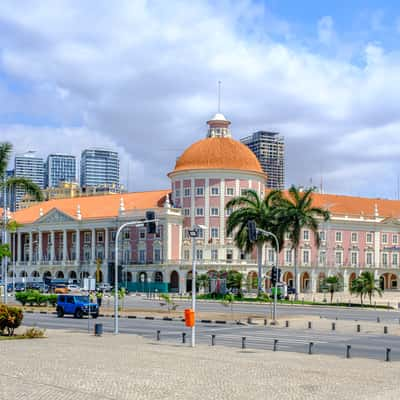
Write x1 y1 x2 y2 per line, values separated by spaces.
1 328 400 400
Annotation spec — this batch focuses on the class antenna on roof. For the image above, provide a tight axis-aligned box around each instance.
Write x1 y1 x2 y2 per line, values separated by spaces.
217 80 221 113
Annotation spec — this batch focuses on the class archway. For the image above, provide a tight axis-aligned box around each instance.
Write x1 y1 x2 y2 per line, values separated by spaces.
247 271 258 290
170 270 179 292
31 270 40 278
69 271 77 280
390 273 398 289
154 271 163 283
80 271 89 279
127 272 133 282
43 271 51 279
56 271 64 279
282 271 294 289
138 272 148 291
186 271 193 292
380 273 397 289
20 270 27 277
300 272 310 292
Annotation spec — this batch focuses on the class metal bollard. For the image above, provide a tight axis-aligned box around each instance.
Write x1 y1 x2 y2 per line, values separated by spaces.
156 330 160 341
94 323 103 336
332 322 336 331
273 339 278 352
377 316 380 323
308 321 312 329
346 345 351 359
357 324 361 332
386 348 391 362
308 342 314 355
242 337 246 349
182 332 186 343
285 320 289 328
211 334 216 346
384 326 388 334
247 317 252 324
264 319 267 326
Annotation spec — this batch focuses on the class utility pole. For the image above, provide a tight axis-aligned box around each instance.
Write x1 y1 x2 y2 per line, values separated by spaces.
2 176 8 303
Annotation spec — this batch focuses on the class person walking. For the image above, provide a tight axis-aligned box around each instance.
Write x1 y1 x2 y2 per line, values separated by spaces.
96 290 103 307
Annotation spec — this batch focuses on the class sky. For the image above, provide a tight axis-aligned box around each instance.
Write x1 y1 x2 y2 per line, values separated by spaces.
1 0 400 198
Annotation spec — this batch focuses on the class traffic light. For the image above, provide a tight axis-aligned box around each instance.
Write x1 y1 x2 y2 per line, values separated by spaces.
271 266 277 285
145 211 156 234
247 220 257 242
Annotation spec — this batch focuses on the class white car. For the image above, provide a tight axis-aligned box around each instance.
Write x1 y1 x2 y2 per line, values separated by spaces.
67 284 81 292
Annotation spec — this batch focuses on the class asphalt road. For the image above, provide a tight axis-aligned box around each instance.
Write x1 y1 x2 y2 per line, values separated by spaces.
23 313 400 362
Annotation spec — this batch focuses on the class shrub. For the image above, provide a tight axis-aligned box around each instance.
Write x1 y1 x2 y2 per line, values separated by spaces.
47 294 57 306
15 290 57 307
0 305 23 336
15 291 29 306
23 327 46 338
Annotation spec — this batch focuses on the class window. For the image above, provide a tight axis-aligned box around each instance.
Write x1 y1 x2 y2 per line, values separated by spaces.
382 253 388 266
226 187 234 196
84 232 91 244
183 208 190 217
97 231 104 243
393 253 398 266
111 231 116 242
335 231 342 242
335 251 342 266
226 249 233 261
196 208 204 216
211 207 219 216
72 232 76 244
240 188 248 196
366 252 373 265
226 207 233 216
303 230 309 241
382 233 388 244
139 229 145 239
319 250 326 265
184 249 190 260
268 249 275 263
319 231 326 241
196 228 204 238
351 232 358 243
123 249 130 264
154 249 161 262
393 235 398 245
211 228 219 238
211 186 219 196
139 249 146 263
303 250 310 264
184 188 191 197
124 230 131 240
211 249 218 260
175 189 181 198
285 250 292 264
366 232 373 243
196 249 203 260
195 187 204 196
351 252 358 266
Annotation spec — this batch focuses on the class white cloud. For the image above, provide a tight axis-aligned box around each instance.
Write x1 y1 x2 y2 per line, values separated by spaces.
0 1 400 198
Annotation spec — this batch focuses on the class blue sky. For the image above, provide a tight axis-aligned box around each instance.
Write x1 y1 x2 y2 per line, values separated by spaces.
1 0 400 198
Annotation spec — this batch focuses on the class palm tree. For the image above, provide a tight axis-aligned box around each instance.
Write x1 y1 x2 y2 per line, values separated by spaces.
322 275 342 303
226 189 284 296
360 271 382 305
278 186 330 299
350 276 365 305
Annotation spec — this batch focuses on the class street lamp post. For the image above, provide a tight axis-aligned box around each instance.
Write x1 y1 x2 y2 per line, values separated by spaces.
188 224 206 348
114 216 157 335
257 228 280 324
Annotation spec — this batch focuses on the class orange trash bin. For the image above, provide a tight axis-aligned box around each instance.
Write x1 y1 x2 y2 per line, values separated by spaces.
184 308 195 327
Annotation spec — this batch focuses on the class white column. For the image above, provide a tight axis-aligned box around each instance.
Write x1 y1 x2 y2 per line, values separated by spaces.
75 229 80 266
17 232 21 264
311 269 317 293
104 228 109 264
28 231 33 265
50 231 55 262
91 228 96 263
63 230 67 262
374 231 380 268
343 269 349 292
38 230 42 264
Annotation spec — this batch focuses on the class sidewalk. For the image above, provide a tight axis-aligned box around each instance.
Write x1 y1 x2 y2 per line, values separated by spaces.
1 329 400 400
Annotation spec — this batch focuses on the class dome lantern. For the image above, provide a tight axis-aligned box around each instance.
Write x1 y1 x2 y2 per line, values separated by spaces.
206 113 231 138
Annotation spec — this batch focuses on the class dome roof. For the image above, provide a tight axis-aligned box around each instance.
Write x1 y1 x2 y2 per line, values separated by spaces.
169 137 265 176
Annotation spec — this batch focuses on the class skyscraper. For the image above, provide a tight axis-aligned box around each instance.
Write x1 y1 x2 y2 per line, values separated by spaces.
14 152 45 210
80 148 120 187
46 154 76 188
241 131 285 190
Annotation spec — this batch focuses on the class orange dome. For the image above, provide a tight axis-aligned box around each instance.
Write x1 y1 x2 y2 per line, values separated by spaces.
169 137 264 175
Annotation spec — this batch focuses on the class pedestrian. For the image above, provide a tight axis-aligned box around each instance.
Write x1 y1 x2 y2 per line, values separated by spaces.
89 291 97 304
96 290 103 307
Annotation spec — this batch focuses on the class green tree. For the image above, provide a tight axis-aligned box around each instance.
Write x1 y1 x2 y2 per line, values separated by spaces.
226 189 284 296
350 276 366 305
322 275 342 303
197 274 210 293
278 186 330 299
226 271 243 291
351 271 382 305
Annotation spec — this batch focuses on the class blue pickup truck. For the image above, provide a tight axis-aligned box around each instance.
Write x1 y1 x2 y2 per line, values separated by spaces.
56 294 99 319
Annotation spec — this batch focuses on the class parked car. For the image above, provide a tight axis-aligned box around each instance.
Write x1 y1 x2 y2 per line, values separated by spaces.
56 294 99 318
67 284 81 292
96 283 112 292
54 284 69 294
14 283 26 292
27 282 49 293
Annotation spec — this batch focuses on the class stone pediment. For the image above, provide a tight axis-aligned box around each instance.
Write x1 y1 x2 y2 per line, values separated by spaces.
380 217 400 225
37 208 76 224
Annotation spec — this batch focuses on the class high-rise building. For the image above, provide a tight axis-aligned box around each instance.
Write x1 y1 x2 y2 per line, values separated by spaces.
241 131 285 190
46 154 76 188
80 148 120 187
13 152 45 210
